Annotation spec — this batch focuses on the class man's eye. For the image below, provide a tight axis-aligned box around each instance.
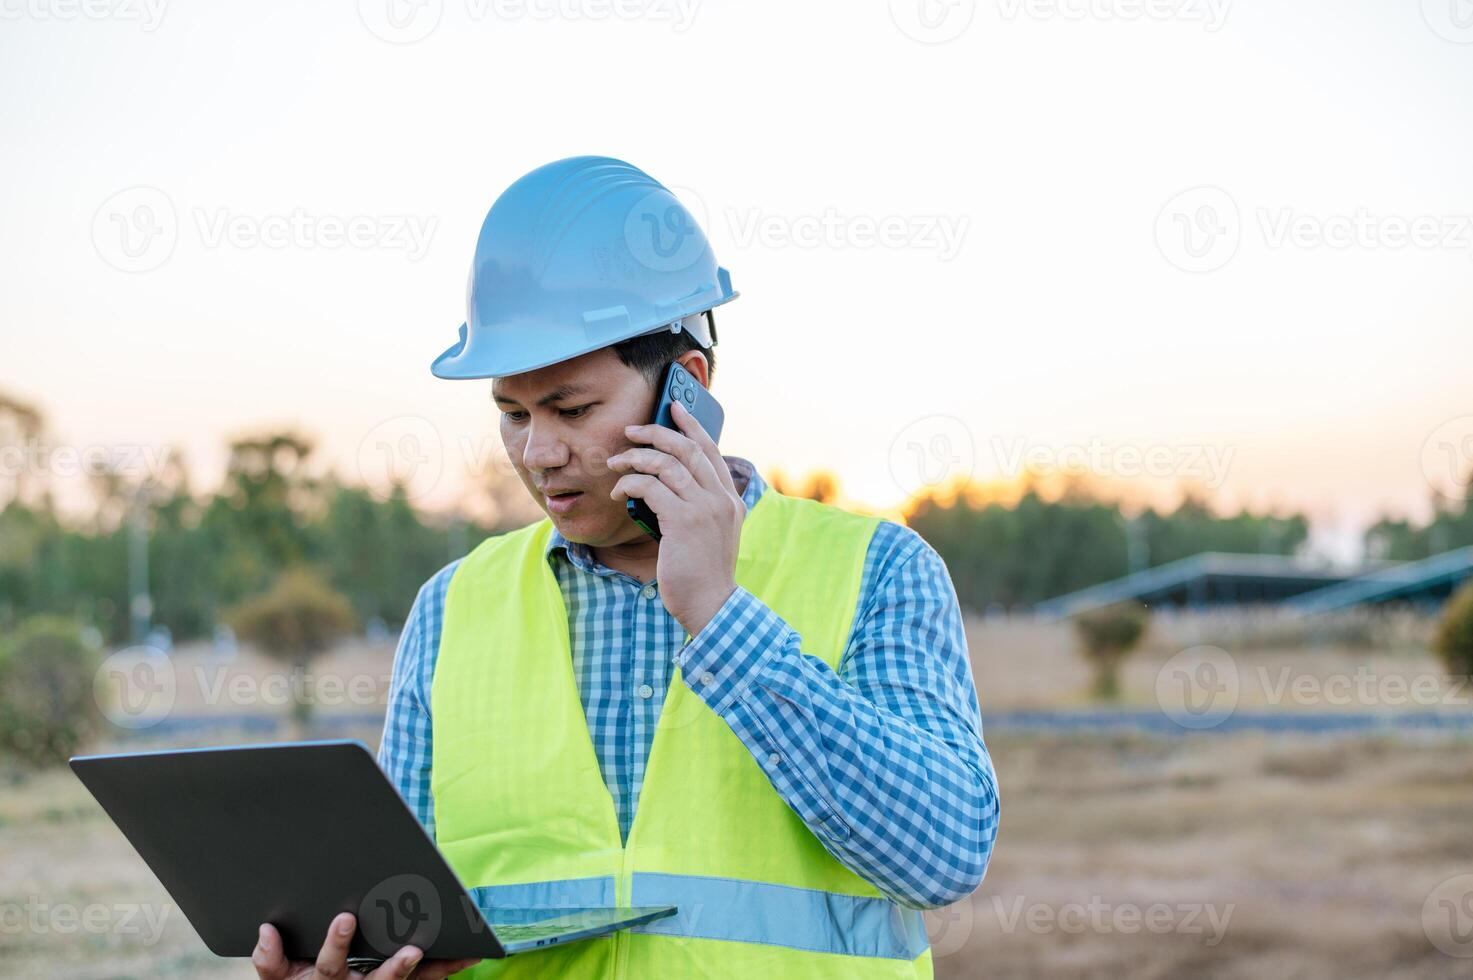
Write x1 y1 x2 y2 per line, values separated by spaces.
503 411 528 423
561 405 591 419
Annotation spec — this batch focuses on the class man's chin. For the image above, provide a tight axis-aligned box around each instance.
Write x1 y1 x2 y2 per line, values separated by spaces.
549 507 647 548
547 507 612 542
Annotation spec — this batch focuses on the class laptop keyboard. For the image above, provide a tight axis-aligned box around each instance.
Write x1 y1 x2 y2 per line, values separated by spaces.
488 908 631 944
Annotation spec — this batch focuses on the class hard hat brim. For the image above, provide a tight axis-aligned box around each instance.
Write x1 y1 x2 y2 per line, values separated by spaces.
431 289 737 381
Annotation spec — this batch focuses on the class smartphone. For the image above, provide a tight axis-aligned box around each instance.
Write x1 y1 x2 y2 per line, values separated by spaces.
626 360 725 540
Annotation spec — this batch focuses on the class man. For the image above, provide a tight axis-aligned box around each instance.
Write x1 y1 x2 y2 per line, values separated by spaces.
253 157 998 979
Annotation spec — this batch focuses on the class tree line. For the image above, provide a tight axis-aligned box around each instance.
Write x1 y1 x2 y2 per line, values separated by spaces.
4 388 1471 641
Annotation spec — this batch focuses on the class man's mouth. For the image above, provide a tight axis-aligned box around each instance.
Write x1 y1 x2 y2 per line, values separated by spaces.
545 489 585 513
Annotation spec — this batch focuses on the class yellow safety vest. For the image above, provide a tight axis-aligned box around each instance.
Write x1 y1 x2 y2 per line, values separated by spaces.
430 488 934 978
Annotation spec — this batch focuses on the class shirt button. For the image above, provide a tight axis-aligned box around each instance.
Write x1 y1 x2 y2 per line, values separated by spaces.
637 683 654 699
768 753 782 766
699 671 715 686
641 584 657 599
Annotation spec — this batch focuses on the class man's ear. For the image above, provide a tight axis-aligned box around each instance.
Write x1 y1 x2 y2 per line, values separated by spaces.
675 350 711 389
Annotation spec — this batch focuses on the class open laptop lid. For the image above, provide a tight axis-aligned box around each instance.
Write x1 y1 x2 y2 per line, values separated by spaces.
70 740 672 961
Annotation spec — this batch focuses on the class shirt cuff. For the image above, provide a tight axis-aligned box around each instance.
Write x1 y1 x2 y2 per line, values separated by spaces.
675 586 794 715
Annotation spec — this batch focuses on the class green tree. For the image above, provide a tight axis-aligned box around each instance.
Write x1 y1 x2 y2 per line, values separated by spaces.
1434 579 1473 678
223 566 357 733
0 616 102 767
908 482 1311 613
316 480 461 628
1365 489 1473 561
1072 601 1149 700
908 487 1128 612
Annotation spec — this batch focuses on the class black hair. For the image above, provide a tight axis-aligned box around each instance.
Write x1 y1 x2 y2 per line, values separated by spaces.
611 311 717 391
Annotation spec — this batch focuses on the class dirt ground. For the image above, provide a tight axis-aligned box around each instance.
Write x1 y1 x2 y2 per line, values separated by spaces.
935 732 1473 979
4 613 1472 978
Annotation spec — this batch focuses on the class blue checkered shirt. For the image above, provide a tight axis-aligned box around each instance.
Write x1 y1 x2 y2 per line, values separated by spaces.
378 456 999 909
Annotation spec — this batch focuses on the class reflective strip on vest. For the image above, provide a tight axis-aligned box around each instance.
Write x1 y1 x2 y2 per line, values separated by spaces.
629 872 929 960
431 488 933 978
469 877 615 913
468 873 928 960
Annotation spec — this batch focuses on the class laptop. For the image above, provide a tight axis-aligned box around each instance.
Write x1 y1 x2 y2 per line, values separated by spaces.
70 740 675 964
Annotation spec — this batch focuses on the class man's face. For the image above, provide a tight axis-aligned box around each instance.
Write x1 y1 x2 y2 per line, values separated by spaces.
493 346 699 546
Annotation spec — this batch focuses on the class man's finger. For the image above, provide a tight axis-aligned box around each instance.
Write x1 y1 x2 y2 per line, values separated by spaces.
610 447 700 500
611 473 681 515
252 923 291 980
366 945 424 979
672 401 739 497
313 912 357 980
627 415 723 496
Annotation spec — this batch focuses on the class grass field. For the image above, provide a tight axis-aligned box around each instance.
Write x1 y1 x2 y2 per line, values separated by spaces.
3 611 1470 978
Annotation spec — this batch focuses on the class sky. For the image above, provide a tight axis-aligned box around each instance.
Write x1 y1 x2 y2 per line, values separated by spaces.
3 0 1472 562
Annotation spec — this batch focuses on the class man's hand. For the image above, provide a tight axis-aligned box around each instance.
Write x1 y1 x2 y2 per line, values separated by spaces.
253 912 482 980
609 399 744 637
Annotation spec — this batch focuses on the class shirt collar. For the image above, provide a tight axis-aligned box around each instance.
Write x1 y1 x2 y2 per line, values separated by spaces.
546 455 766 570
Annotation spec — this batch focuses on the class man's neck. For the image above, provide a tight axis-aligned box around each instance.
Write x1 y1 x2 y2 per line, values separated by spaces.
590 535 660 584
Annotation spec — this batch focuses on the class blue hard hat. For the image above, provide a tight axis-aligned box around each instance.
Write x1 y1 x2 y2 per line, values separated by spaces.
431 156 738 380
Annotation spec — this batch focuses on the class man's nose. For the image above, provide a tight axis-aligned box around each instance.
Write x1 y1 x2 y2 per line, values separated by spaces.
521 420 570 471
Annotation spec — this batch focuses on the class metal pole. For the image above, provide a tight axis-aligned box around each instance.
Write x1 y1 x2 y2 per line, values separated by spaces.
128 489 152 644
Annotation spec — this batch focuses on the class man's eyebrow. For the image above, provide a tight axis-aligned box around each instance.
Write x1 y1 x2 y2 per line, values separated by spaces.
492 382 593 408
